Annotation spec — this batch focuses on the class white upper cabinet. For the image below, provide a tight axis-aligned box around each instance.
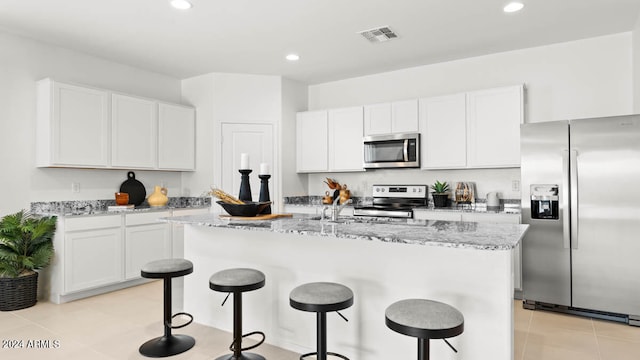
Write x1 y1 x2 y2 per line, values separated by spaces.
296 110 328 172
36 78 195 171
420 85 524 169
36 79 109 167
391 99 419 133
364 100 418 135
158 103 196 170
364 103 392 135
296 107 365 173
328 106 364 171
420 93 467 169
466 85 523 168
111 94 157 169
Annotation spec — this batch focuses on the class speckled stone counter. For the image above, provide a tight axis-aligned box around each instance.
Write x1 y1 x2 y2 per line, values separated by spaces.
168 213 527 360
31 197 210 217
163 213 527 250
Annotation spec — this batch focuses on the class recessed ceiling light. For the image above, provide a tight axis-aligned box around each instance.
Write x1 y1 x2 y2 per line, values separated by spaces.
170 0 193 10
285 54 300 61
503 2 524 13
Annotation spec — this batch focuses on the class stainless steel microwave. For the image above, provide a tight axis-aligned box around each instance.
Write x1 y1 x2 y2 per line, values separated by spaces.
363 133 420 169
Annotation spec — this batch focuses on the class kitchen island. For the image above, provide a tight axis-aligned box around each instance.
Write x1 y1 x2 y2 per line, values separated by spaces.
164 214 528 360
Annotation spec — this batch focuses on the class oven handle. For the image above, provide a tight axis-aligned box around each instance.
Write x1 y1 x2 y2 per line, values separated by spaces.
403 139 409 162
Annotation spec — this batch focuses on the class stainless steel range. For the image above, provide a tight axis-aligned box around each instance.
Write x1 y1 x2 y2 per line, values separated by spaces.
353 185 428 218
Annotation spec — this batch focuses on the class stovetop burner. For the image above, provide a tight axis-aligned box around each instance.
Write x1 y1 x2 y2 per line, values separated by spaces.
354 185 428 218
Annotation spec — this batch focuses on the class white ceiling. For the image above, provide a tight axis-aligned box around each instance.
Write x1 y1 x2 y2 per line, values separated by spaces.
1 0 639 84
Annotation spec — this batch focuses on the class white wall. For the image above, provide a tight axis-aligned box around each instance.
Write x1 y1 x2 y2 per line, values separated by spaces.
0 31 186 216
634 16 640 112
280 78 309 197
306 33 633 200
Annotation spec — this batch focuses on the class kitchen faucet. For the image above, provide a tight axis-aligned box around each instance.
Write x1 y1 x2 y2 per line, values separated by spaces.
322 197 352 221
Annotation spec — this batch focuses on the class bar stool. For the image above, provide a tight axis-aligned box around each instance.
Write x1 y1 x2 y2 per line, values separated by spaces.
385 299 464 360
139 258 195 357
209 268 266 360
289 282 353 360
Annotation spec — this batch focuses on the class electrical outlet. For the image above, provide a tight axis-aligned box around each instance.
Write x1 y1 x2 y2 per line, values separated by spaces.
512 180 520 192
71 182 80 193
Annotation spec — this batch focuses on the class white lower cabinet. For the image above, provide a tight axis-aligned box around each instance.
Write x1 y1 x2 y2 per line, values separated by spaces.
65 228 122 293
63 215 122 293
124 212 172 280
51 208 207 303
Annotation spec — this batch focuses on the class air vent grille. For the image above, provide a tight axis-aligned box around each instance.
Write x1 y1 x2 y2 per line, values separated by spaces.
358 26 399 43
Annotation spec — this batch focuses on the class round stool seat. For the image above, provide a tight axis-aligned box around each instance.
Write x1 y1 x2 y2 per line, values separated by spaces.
385 299 464 339
209 268 265 293
141 259 193 279
290 282 354 313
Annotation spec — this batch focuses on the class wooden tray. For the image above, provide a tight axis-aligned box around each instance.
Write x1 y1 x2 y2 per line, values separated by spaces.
219 213 293 221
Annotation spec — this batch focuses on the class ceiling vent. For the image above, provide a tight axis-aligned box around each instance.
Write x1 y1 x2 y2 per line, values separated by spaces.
358 26 398 43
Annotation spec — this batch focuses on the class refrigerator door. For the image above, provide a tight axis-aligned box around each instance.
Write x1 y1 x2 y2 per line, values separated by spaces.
570 115 640 316
521 121 571 306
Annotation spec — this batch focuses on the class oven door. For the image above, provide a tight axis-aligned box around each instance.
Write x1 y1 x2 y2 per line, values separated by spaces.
363 133 419 168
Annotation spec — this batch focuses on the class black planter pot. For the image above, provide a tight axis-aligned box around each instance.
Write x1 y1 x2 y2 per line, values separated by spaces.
432 194 449 208
0 272 38 311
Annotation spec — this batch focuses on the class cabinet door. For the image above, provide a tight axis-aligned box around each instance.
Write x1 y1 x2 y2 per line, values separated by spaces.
328 107 364 172
158 103 196 170
420 94 467 169
296 111 328 172
391 99 419 133
37 79 110 167
65 227 122 292
111 94 157 168
364 103 392 135
125 223 172 280
466 85 523 168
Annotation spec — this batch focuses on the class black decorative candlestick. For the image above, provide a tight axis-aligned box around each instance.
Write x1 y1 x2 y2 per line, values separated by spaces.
238 169 253 202
258 174 271 214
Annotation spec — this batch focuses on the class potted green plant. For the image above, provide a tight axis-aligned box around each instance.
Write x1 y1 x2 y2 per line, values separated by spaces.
0 210 56 311
430 180 450 208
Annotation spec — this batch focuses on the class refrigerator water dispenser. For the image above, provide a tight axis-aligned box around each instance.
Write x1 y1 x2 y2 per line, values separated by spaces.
530 184 559 220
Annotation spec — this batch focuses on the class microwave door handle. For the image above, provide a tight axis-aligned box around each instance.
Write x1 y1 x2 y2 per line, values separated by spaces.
403 139 409 162
562 149 570 249
570 149 579 249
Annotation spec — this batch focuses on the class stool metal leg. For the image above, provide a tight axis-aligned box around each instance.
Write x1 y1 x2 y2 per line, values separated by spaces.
140 278 196 358
216 292 265 360
317 312 327 360
417 338 429 360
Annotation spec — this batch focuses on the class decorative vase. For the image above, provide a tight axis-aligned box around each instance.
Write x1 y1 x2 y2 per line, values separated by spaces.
432 194 449 208
0 272 38 311
148 185 168 207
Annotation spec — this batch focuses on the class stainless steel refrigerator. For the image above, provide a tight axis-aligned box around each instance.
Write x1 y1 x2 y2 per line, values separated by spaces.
521 115 640 324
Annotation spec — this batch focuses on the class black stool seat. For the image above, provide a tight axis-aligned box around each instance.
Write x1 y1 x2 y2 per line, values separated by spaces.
209 268 265 293
209 268 266 360
141 258 193 279
290 282 353 360
139 258 195 358
385 299 464 360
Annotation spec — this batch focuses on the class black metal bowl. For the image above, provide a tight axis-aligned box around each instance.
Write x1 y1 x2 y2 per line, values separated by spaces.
216 201 270 217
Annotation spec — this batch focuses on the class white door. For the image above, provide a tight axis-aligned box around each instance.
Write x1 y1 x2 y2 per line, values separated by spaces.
221 123 274 204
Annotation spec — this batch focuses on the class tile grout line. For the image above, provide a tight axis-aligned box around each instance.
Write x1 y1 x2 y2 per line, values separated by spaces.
591 318 604 360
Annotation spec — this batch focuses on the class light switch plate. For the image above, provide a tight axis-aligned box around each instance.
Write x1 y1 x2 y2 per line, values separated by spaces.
71 182 80 193
512 180 520 192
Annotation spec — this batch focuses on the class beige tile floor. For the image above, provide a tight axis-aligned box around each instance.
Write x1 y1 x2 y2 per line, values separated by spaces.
2 280 639 359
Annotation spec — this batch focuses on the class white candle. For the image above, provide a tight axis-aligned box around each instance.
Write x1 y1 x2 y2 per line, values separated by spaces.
240 153 250 170
259 163 270 175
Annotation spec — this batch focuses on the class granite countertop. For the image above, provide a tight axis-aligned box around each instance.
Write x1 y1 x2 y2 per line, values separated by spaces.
162 213 529 251
31 197 211 217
